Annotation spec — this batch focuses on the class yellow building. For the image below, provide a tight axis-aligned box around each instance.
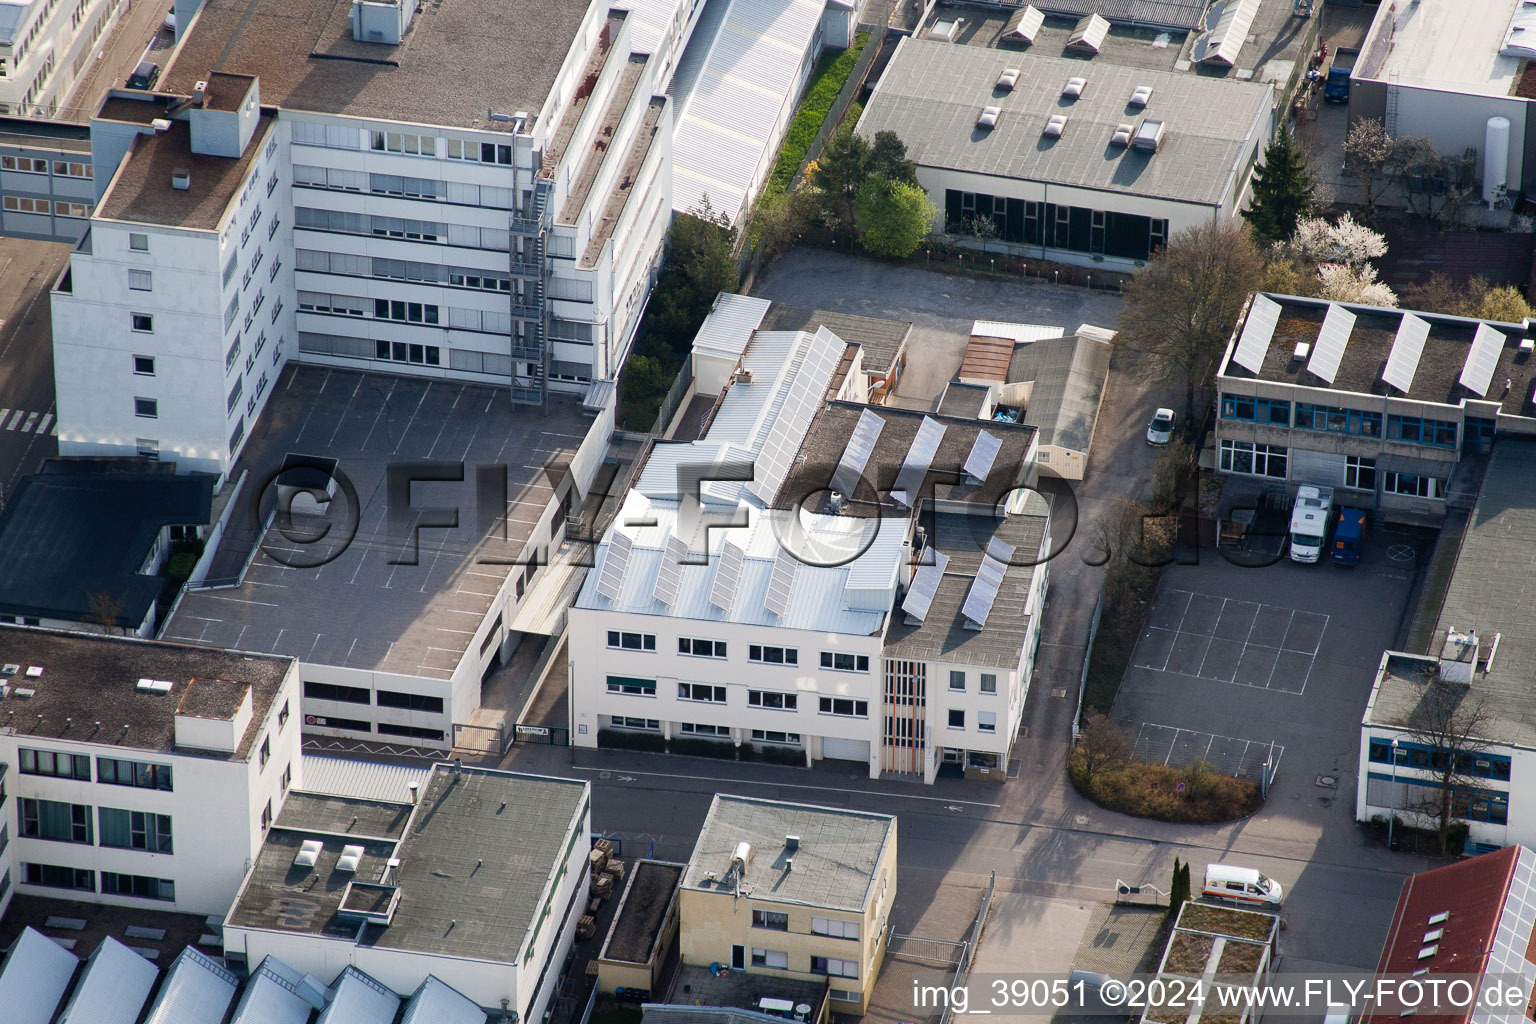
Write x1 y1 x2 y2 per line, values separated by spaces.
678 795 898 1014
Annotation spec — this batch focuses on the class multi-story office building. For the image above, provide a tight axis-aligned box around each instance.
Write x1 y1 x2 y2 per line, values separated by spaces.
677 795 897 1014
0 117 94 241
0 0 126 117
569 313 1052 783
1216 292 1536 519
0 625 302 919
50 0 690 478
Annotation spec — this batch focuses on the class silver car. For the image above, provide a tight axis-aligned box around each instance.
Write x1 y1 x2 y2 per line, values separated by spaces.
1146 407 1175 446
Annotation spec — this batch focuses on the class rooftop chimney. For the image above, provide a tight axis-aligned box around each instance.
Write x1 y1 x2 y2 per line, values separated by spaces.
785 834 800 851
408 781 419 803
171 168 191 190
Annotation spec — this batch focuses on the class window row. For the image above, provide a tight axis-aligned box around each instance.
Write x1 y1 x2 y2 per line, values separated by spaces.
1294 403 1381 437
296 248 512 291
303 681 445 713
294 207 509 250
2 196 89 217
751 948 859 978
19 799 173 852
605 677 872 718
946 709 998 732
751 910 860 939
299 332 445 367
22 862 175 900
292 165 515 208
947 670 998 693
1220 394 1291 425
1387 414 1457 448
1219 439 1288 479
945 189 1168 262
1367 739 1511 779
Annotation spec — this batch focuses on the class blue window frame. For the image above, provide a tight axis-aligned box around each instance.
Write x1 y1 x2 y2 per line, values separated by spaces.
1367 739 1511 780
1293 403 1382 437
1367 773 1509 824
1220 393 1290 425
1387 414 1457 448
1465 417 1496 448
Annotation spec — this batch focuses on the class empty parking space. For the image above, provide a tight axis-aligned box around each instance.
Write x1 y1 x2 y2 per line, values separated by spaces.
1132 723 1284 782
1132 589 1327 695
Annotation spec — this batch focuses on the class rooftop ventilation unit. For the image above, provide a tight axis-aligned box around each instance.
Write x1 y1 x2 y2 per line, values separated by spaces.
136 679 173 694
1129 85 1154 108
1110 123 1134 147
1519 337 1534 354
1130 120 1164 152
929 17 962 41
294 840 324 868
1001 4 1043 45
336 845 365 873
1044 115 1068 137
1063 76 1086 98
1066 12 1109 53
171 169 191 190
997 68 1020 91
25 665 42 678
1293 341 1311 361
785 834 800 851
13 687 34 698
0 664 18 676
151 118 172 131
977 106 1001 129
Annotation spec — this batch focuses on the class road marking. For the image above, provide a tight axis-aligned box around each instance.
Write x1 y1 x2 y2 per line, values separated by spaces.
569 764 1002 807
5 410 21 430
21 412 37 432
38 413 52 435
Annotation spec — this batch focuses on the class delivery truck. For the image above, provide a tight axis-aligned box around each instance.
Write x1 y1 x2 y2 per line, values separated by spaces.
1332 507 1366 565
1325 47 1357 103
1288 485 1334 564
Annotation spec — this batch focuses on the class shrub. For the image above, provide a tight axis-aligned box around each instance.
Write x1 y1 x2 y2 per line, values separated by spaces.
597 729 666 752
1068 747 1263 823
166 552 199 583
667 736 736 759
756 744 805 766
763 34 870 200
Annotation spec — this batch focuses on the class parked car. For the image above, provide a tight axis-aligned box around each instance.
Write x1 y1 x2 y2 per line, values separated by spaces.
127 60 160 90
163 6 176 30
1203 863 1283 907
1145 407 1176 446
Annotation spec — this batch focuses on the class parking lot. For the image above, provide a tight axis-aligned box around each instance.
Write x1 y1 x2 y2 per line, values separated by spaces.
1135 590 1328 694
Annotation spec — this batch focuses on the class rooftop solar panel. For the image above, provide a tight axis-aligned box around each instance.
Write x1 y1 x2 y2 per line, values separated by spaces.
892 416 947 506
748 328 844 504
708 538 745 613
961 538 1014 629
763 544 798 618
595 530 633 601
963 430 1003 484
1459 322 1506 397
1232 294 1281 374
900 550 950 623
832 407 886 497
1306 303 1356 384
652 533 689 606
1382 313 1430 393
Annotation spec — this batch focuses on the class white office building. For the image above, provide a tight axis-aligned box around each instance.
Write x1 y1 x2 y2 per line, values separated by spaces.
568 313 1051 783
0 0 126 118
0 625 302 919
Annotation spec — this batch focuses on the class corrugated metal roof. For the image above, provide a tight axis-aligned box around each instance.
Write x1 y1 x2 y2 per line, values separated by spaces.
0 927 77 1024
316 967 403 1024
1032 0 1206 31
583 379 617 411
300 756 430 803
671 0 827 224
55 937 158 1024
860 37 1272 207
401 976 490 1024
972 321 1065 344
229 958 318 1024
142 947 239 1024
693 293 771 362
613 0 688 56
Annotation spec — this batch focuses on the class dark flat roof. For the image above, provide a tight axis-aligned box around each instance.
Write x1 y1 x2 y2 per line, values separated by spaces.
163 365 589 678
96 116 273 231
176 677 250 719
1222 294 1536 417
0 894 212 965
757 304 913 377
272 791 413 840
0 462 213 626
600 860 683 964
161 0 588 128
0 626 291 758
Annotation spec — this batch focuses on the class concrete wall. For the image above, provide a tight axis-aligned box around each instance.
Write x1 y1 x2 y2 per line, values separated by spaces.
1388 85 1529 195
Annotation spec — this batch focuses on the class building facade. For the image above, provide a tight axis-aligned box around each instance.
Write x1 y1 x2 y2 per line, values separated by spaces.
0 0 126 118
0 117 94 241
0 626 302 920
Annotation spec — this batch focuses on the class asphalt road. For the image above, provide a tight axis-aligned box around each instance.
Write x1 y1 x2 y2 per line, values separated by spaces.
0 239 69 503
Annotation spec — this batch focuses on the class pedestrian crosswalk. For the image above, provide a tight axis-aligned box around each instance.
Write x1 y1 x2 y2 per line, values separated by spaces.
0 409 55 434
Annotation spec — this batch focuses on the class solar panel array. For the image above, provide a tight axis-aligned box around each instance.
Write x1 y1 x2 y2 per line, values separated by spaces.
595 530 633 600
708 539 745 613
892 416 947 505
961 537 1014 629
832 407 886 497
1232 294 1282 374
1306 303 1357 384
1382 313 1431 393
1459 323 1506 397
901 550 951 623
652 533 689 606
964 430 1003 484
763 544 799 618
747 330 844 503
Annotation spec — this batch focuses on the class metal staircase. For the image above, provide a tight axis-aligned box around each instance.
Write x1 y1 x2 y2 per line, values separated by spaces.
509 177 554 406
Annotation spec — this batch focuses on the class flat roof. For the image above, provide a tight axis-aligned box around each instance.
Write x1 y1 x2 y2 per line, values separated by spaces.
1033 0 1205 32
682 795 894 912
0 461 212 626
1359 0 1524 99
96 117 273 231
229 765 589 962
160 0 589 128
0 894 212 967
936 381 993 418
163 365 589 679
600 860 683 964
882 504 1049 668
858 36 1272 206
756 305 913 377
1220 293 1536 417
0 626 291 758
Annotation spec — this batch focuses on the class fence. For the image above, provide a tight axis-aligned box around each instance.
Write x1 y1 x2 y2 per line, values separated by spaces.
647 352 694 436
1072 591 1105 739
938 870 997 1024
787 30 884 194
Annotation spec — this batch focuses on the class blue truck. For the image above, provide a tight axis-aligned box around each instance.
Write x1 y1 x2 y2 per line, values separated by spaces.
1324 48 1357 103
1332 507 1367 565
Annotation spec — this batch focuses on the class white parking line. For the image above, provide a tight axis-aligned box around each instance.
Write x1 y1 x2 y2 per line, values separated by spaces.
1131 595 1328 696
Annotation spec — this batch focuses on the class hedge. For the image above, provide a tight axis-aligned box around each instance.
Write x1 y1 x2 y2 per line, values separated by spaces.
762 33 871 200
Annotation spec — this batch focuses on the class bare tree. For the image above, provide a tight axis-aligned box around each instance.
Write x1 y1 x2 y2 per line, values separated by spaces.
1390 136 1477 225
1403 677 1494 855
1089 498 1177 569
84 591 125 635
1116 221 1265 428
1076 711 1134 786
1344 118 1393 216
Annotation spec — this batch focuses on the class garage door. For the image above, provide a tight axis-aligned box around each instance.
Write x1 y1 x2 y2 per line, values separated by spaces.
821 737 870 763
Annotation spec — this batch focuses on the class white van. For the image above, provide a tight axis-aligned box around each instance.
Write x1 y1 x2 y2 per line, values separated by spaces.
1203 864 1283 906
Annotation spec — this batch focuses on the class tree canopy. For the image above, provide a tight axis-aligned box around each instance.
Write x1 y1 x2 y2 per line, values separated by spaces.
1242 129 1314 241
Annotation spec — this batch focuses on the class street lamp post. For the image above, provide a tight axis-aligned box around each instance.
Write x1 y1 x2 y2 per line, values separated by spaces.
1389 738 1400 850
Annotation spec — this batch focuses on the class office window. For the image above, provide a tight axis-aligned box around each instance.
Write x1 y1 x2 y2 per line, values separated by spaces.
373 298 440 324
748 690 797 710
23 863 94 892
1387 414 1457 448
978 711 997 733
131 312 153 332
1345 456 1377 491
606 631 656 652
20 799 92 843
948 709 965 729
818 697 868 718
377 723 446 741
1219 439 1287 478
259 736 270 767
100 872 174 901
96 757 173 790
98 808 173 852
129 233 149 251
949 671 965 691
751 729 802 744
678 682 726 704
679 637 727 658
606 716 660 730
679 722 729 736
753 910 789 930
811 956 858 978
812 916 860 940
281 763 292 792
820 652 870 673
134 397 158 418
751 948 789 969
54 202 89 218
980 673 997 694
304 680 370 704
19 748 90 780
375 690 445 713
749 645 797 665
371 130 433 155
133 355 155 375
128 269 152 291
260 800 272 830
51 160 89 177
606 676 656 696
1219 394 1290 425
1383 471 1445 500
278 701 290 730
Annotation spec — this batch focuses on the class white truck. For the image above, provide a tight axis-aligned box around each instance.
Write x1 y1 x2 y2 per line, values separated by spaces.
1288 485 1334 563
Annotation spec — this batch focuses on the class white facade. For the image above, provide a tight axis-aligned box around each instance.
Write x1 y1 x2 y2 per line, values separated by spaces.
0 0 127 117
